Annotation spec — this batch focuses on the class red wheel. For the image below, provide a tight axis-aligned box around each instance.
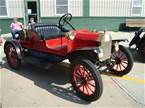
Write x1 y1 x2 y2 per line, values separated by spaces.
110 45 133 76
71 59 103 101
112 49 128 72
5 43 21 69
73 64 96 96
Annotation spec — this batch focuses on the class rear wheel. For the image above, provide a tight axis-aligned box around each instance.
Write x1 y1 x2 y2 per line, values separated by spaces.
5 43 21 69
70 59 103 101
110 45 133 76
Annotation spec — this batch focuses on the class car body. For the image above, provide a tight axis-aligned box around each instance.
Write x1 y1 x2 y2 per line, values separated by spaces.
4 13 133 102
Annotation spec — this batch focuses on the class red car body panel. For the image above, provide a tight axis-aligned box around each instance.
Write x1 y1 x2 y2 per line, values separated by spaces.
74 30 99 41
20 29 99 56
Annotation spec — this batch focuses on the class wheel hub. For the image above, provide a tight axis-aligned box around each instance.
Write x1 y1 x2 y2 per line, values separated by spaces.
79 77 87 85
73 64 96 96
115 57 121 64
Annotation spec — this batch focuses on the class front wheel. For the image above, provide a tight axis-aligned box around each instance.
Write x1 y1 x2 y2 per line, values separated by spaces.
109 45 133 76
70 59 103 102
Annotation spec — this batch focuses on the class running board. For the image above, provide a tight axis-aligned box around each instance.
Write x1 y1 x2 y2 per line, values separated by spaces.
24 56 57 70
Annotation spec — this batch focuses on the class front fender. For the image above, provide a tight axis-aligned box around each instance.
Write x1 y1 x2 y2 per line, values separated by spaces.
67 50 98 63
112 39 129 43
4 40 23 59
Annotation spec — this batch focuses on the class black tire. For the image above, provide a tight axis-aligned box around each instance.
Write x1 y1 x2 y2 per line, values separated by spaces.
70 59 103 102
110 45 133 76
5 43 21 69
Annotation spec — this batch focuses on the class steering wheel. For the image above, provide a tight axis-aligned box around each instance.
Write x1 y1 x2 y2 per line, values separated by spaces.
58 13 75 30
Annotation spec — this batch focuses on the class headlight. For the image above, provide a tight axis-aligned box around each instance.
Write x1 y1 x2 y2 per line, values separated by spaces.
94 47 104 58
66 31 75 40
98 48 104 58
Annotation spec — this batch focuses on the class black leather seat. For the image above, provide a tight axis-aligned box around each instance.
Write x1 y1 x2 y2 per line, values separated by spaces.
31 23 65 40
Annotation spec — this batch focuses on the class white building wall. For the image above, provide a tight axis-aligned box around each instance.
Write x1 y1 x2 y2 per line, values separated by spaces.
142 0 145 17
69 0 83 16
5 0 145 17
40 0 55 17
7 0 24 18
40 0 83 17
90 0 132 17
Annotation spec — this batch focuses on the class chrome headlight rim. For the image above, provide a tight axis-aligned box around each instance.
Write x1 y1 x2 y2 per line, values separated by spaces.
94 47 104 58
66 31 75 40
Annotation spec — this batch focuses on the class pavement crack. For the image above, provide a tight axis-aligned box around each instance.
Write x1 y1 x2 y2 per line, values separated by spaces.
110 77 145 106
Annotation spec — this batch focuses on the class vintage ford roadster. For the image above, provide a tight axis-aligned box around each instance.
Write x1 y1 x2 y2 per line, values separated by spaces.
4 13 133 102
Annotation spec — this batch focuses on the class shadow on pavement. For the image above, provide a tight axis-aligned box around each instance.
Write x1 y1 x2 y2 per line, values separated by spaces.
2 57 89 105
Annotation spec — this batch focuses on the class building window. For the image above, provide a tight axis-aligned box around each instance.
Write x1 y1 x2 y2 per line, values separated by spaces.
55 0 68 15
0 0 7 16
131 0 142 16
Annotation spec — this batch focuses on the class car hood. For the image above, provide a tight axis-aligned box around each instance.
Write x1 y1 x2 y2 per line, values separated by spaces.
74 29 99 41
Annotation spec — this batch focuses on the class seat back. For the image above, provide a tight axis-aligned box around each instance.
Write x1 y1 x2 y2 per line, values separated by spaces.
31 23 64 40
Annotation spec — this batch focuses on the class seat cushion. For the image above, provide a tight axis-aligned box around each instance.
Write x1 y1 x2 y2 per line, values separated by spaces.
31 23 64 40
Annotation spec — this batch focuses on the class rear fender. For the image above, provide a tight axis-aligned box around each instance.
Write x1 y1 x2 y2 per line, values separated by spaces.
4 40 23 59
112 39 128 51
112 39 131 54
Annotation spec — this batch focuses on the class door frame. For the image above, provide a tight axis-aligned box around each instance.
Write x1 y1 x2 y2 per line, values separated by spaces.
24 0 40 25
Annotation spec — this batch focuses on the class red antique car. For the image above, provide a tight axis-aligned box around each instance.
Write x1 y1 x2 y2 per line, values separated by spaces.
4 13 133 102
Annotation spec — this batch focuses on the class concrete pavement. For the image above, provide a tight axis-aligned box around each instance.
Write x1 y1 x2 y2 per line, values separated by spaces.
1 62 142 108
